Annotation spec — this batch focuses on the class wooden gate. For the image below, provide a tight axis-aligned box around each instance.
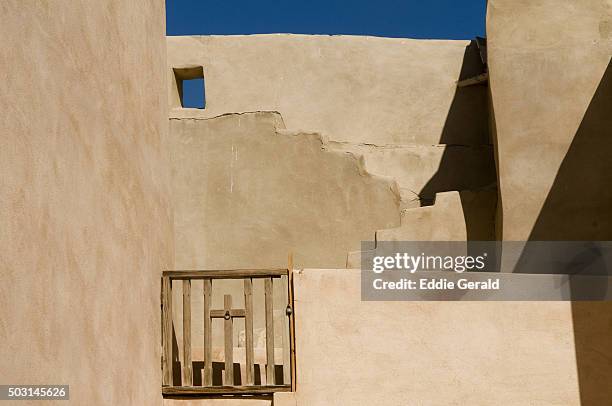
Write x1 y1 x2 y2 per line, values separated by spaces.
161 269 295 396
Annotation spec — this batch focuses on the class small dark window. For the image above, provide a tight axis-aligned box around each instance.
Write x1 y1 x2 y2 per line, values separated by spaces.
173 66 206 109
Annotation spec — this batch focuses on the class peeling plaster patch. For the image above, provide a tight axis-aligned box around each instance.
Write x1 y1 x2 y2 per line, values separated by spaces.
170 112 401 270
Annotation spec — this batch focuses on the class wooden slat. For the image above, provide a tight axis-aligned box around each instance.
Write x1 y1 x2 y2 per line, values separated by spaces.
281 274 291 385
264 278 275 385
210 309 246 318
182 280 192 386
162 276 173 386
288 254 296 391
457 72 489 88
203 279 212 386
244 278 255 386
224 294 234 385
162 385 291 396
163 269 288 280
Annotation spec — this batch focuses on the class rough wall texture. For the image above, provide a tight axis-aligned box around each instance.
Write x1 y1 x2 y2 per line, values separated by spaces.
488 2 612 404
0 2 171 405
170 112 399 270
293 269 583 405
326 142 496 210
488 0 612 240
167 35 497 252
166 35 470 146
377 192 472 241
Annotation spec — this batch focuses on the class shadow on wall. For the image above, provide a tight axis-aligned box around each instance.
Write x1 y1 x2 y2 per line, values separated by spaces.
521 58 612 406
528 59 612 241
169 323 288 387
419 40 498 240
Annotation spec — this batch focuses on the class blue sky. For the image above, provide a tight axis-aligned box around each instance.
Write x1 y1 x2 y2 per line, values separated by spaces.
166 1 487 39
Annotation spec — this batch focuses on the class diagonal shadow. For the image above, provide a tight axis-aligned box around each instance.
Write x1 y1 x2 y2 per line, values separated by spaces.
419 40 498 240
527 59 612 241
518 58 612 405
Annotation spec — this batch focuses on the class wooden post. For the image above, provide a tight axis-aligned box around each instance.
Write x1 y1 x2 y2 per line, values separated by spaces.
224 294 234 385
288 254 297 391
182 280 192 386
264 278 275 385
162 276 173 386
203 279 212 386
244 279 255 385
281 274 291 385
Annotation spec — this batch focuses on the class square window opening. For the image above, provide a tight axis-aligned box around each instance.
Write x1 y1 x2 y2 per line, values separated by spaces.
173 66 206 109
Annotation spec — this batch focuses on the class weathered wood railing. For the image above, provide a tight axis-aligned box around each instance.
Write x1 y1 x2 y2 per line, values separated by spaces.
161 269 295 396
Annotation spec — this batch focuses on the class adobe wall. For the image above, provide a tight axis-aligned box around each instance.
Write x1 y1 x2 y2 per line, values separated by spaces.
488 2 612 403
169 112 400 270
292 269 585 405
0 2 171 405
165 268 598 406
167 35 497 265
488 0 612 240
167 35 476 146
166 36 496 209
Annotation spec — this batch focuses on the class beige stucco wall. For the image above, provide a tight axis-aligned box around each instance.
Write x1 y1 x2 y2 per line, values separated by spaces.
166 35 471 146
166 34 496 213
0 2 171 405
377 191 471 241
326 142 496 210
293 269 586 405
488 3 612 404
168 34 497 253
170 112 399 270
488 0 612 240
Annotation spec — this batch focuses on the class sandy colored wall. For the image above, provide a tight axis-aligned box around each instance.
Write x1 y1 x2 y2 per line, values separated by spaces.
326 142 496 210
488 0 612 240
292 269 590 405
166 35 472 146
0 2 171 405
168 34 497 248
488 2 612 403
165 35 494 201
170 112 399 270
